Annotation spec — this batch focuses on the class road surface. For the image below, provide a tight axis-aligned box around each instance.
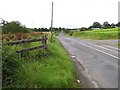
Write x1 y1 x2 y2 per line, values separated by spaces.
57 32 118 88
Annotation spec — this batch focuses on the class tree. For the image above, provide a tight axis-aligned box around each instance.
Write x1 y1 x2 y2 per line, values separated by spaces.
111 23 116 28
34 28 38 32
2 21 29 34
44 28 49 32
116 22 120 27
103 21 111 29
80 27 88 31
58 27 62 30
38 28 41 32
88 26 93 30
92 22 101 28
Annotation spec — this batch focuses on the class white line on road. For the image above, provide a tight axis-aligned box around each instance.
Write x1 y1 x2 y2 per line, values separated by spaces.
92 80 99 88
104 45 118 50
79 42 119 60
85 42 118 53
71 39 120 60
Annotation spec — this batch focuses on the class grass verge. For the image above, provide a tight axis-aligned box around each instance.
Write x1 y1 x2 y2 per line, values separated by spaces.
3 36 81 88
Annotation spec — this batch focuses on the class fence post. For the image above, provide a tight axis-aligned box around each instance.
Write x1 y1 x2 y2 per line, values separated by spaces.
41 34 47 56
45 34 47 51
42 35 44 45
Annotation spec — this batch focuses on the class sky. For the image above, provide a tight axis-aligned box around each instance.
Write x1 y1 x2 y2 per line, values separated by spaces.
0 0 119 28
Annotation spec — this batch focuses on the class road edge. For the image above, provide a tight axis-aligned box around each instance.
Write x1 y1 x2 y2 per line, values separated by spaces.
57 37 100 88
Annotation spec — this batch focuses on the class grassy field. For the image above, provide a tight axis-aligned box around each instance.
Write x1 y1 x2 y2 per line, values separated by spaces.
73 28 119 40
2 34 81 88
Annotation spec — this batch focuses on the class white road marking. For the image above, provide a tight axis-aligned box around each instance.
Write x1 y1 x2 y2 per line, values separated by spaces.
104 45 118 50
92 80 99 88
80 42 119 59
71 39 120 60
71 55 76 59
85 42 118 53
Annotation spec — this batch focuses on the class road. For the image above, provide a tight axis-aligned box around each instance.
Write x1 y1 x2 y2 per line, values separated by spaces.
57 32 118 88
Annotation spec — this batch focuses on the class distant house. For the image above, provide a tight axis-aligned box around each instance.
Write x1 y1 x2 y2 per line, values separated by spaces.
91 28 100 30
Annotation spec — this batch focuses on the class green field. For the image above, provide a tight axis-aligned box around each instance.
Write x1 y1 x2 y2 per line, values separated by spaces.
73 28 119 40
2 35 81 88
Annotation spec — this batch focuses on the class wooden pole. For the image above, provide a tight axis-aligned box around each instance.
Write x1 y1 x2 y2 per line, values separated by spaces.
50 2 53 42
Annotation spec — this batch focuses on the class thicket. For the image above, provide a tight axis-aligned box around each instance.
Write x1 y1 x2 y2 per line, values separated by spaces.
2 21 29 34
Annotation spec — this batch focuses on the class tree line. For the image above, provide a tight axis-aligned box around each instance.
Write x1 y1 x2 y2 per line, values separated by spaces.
80 21 120 31
0 19 65 33
0 19 120 34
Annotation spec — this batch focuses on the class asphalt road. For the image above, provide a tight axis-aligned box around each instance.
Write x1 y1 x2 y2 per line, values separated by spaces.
57 32 118 88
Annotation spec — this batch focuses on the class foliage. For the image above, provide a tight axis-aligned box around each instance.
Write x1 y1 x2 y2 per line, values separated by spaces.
89 21 118 30
14 37 80 88
102 21 111 29
2 45 21 88
2 34 80 88
111 23 116 28
33 27 64 32
2 32 43 42
116 22 120 27
92 22 102 28
80 27 88 31
2 21 29 34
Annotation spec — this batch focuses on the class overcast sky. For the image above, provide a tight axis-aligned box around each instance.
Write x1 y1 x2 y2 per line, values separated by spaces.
0 0 119 28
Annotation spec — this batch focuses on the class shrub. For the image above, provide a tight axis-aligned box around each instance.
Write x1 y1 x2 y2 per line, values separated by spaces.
2 45 21 88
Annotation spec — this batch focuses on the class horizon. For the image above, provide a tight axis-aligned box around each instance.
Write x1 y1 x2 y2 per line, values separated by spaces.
0 0 119 28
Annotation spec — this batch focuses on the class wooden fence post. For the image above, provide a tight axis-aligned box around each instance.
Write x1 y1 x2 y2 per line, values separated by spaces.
42 35 44 45
45 35 47 51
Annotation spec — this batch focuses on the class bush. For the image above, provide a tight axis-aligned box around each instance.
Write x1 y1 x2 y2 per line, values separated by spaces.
2 45 21 88
2 21 29 34
80 27 88 31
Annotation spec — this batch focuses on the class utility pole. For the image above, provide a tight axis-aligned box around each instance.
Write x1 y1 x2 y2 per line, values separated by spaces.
50 2 53 42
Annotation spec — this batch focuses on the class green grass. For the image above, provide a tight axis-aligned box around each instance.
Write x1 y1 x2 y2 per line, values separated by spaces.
73 28 119 40
3 36 81 88
118 43 120 48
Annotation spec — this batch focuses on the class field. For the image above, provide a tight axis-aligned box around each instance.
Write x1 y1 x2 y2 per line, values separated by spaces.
2 33 81 88
73 28 119 40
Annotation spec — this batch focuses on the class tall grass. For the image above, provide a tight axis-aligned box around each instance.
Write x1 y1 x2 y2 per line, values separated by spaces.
15 37 80 88
73 28 119 40
3 35 81 88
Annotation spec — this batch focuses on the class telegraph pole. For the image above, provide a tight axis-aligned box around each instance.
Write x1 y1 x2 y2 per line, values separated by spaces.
50 2 53 42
